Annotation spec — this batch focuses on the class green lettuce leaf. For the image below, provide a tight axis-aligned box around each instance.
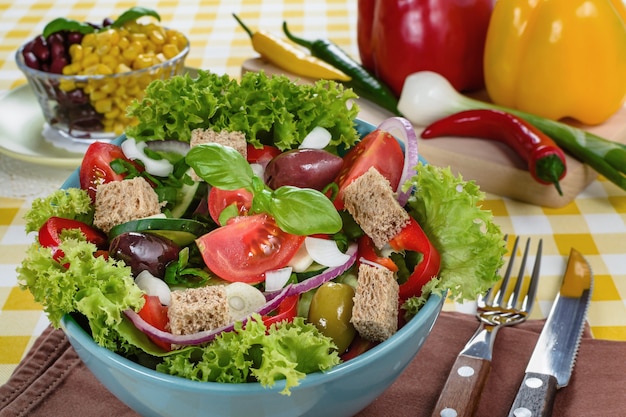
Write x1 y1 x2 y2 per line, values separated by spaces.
16 237 144 349
126 70 360 151
24 188 93 233
403 163 507 312
157 315 339 394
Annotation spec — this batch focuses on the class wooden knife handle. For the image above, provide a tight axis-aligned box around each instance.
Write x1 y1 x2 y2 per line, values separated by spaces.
507 372 558 417
431 354 491 417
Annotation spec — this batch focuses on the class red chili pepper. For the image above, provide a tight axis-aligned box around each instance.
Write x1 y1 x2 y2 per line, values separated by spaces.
421 109 568 195
357 235 398 272
389 217 441 300
357 0 493 96
38 216 108 263
262 294 299 327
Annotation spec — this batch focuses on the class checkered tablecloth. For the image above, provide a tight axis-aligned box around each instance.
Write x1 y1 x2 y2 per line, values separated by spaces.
1 0 625 387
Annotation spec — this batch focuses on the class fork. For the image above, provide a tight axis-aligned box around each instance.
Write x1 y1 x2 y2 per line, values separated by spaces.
430 236 543 417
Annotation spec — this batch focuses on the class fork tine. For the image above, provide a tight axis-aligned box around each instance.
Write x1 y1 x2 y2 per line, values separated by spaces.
494 235 520 306
521 239 543 313
509 237 531 308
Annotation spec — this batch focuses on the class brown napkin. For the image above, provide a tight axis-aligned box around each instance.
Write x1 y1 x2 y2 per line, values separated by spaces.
1 311 624 417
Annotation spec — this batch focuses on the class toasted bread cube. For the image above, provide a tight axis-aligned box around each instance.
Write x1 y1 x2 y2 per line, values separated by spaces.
167 286 229 336
343 167 410 249
351 264 399 342
93 177 162 233
189 129 247 181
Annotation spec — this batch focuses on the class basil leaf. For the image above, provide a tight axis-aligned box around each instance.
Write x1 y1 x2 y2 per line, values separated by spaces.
186 143 254 190
269 186 342 235
43 18 95 38
112 7 161 28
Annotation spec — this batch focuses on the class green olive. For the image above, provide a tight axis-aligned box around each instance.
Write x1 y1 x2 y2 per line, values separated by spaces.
308 282 356 353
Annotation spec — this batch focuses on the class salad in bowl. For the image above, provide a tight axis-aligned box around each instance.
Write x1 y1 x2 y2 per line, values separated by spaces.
17 70 506 412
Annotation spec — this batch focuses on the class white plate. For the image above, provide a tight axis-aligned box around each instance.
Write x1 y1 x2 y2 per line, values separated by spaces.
0 84 85 168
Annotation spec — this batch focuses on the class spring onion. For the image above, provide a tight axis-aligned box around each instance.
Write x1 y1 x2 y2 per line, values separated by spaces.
398 71 626 191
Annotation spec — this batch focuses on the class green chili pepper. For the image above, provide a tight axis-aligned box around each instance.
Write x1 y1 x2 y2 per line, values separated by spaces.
282 21 399 115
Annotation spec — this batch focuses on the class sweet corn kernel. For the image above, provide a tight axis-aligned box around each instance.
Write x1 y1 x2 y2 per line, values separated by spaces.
133 54 155 70
118 35 130 50
89 89 108 102
101 55 119 72
130 32 148 43
104 107 121 119
82 33 97 48
96 43 111 56
59 79 76 91
82 53 100 68
98 80 117 94
148 28 166 45
69 44 84 61
162 43 179 59
95 98 113 114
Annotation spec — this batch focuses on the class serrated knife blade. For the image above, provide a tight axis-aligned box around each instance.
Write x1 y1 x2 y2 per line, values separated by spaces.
507 247 592 417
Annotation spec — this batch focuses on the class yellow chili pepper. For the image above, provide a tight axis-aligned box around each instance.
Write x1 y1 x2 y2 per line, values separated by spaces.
233 14 351 82
483 0 626 125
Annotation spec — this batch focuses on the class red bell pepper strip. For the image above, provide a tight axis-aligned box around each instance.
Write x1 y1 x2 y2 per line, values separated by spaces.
262 294 299 327
389 217 441 300
357 0 493 96
357 235 398 272
420 109 567 195
38 216 107 263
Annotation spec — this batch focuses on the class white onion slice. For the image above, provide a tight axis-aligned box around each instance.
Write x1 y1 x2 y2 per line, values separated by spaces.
299 126 332 149
225 282 267 322
376 117 419 206
135 270 171 306
265 266 293 292
304 237 351 267
124 285 292 346
287 243 314 272
121 138 174 177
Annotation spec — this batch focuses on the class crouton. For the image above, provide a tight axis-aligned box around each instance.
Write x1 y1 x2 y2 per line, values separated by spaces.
343 167 410 249
350 264 399 342
189 129 247 181
93 177 162 233
167 286 229 337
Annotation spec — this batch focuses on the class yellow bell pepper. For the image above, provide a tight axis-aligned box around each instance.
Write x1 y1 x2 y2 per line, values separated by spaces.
483 0 626 125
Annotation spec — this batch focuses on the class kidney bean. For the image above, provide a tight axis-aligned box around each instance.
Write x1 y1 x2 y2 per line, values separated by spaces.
66 32 83 45
49 56 68 74
49 41 67 62
22 51 40 70
31 36 50 63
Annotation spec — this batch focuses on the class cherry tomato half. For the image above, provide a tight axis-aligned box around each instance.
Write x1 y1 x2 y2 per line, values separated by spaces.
207 187 253 225
195 213 305 284
332 129 404 210
246 143 281 165
79 142 139 202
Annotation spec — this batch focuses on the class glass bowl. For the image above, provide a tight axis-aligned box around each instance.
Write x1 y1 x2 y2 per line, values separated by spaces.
15 30 189 142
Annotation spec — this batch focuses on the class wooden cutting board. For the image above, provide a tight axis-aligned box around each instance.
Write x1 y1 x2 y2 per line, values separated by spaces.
242 57 626 208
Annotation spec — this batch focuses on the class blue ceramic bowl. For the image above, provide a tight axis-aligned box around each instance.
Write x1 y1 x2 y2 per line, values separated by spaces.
59 119 444 417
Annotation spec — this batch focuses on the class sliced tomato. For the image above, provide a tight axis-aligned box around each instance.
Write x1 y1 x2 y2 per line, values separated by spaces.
262 295 299 327
332 129 404 210
137 295 171 351
79 142 138 202
207 187 253 225
196 213 305 284
38 216 107 262
247 144 281 165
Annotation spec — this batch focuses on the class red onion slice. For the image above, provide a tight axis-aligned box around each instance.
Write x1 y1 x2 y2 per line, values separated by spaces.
124 285 292 346
376 117 419 206
285 242 357 296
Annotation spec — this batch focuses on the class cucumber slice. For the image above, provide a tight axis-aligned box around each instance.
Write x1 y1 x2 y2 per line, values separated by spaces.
169 180 207 219
109 218 210 246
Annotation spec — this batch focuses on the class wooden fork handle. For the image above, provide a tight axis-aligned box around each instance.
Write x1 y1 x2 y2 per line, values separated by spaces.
430 354 491 417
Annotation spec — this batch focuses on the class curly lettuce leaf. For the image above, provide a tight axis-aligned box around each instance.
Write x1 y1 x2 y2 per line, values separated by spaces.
16 237 144 349
157 315 339 394
24 188 93 233
126 70 360 151
403 163 507 313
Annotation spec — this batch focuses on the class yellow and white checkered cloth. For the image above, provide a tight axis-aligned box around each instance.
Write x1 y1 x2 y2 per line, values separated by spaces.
1 0 625 386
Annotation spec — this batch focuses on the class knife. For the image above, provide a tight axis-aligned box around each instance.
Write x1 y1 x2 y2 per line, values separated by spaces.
507 247 593 417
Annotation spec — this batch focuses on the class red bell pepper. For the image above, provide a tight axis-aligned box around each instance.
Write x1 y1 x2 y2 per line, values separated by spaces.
38 216 107 263
357 235 398 272
389 217 441 300
357 0 493 96
262 294 299 327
